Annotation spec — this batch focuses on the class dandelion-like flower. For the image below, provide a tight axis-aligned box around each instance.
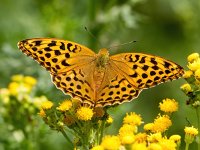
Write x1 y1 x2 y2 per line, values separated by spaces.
76 106 93 121
188 59 200 71
148 143 162 150
180 83 193 94
106 116 113 124
41 101 54 110
159 138 176 150
187 53 199 63
38 109 46 117
93 107 105 118
91 145 104 150
183 70 193 78
123 112 143 126
152 115 172 133
184 126 198 136
143 123 154 132
119 124 137 136
101 135 121 150
131 142 147 150
24 76 37 86
134 133 147 143
147 132 162 143
120 134 135 145
195 68 200 80
57 100 72 112
159 98 178 113
11 74 24 82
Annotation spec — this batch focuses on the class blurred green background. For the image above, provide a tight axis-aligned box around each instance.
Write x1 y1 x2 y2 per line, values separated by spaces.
0 0 200 149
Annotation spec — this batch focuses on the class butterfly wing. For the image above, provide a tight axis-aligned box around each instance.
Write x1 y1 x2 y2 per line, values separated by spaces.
18 38 97 105
95 52 184 107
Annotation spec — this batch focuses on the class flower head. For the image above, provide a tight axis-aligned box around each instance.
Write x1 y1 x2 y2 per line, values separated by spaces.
131 142 147 150
120 134 135 145
91 145 104 150
41 101 54 110
57 100 72 112
152 115 172 133
24 76 37 86
101 135 121 150
106 116 113 124
76 106 93 121
134 133 147 143
159 138 176 150
195 69 200 80
180 83 193 94
147 132 162 143
188 59 200 71
187 53 199 63
143 123 154 132
38 109 46 117
183 70 193 78
184 126 198 144
93 107 105 118
159 98 178 113
119 124 137 136
123 112 143 126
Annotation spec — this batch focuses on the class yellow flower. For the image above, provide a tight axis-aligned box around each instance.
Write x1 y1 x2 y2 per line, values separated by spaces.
148 143 162 150
134 133 147 143
188 59 200 71
106 116 113 124
76 106 93 121
169 135 181 148
169 135 181 143
184 126 198 144
119 124 137 136
11 74 24 82
101 135 121 150
131 142 147 150
8 82 20 95
159 138 176 150
147 132 162 143
38 109 46 117
152 115 172 133
41 101 54 110
180 83 193 94
183 70 193 78
187 53 199 63
159 98 178 113
120 134 135 145
91 145 104 150
184 126 198 136
195 69 200 80
57 100 72 112
33 96 49 108
123 112 143 126
24 76 37 86
143 123 154 132
0 88 10 104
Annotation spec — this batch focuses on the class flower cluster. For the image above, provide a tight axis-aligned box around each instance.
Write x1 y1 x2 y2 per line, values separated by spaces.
0 74 49 148
181 53 200 107
39 99 113 149
91 98 198 150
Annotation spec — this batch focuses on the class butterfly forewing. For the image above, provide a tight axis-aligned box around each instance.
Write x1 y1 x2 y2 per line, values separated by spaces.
18 38 96 74
110 53 184 89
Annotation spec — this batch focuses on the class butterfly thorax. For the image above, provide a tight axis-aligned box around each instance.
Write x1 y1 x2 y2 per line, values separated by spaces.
96 48 109 68
93 48 110 91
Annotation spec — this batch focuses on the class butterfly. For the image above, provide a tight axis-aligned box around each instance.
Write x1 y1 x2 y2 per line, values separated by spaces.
18 38 184 107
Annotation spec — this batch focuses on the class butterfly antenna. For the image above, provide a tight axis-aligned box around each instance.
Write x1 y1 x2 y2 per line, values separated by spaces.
84 27 102 47
107 40 137 50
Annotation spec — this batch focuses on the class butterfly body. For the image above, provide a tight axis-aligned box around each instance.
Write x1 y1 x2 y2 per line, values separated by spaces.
18 38 184 107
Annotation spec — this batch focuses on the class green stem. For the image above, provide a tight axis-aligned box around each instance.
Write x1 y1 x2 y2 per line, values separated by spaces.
185 143 189 150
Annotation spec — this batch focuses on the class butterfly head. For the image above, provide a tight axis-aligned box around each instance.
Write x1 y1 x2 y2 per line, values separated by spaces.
96 48 110 68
